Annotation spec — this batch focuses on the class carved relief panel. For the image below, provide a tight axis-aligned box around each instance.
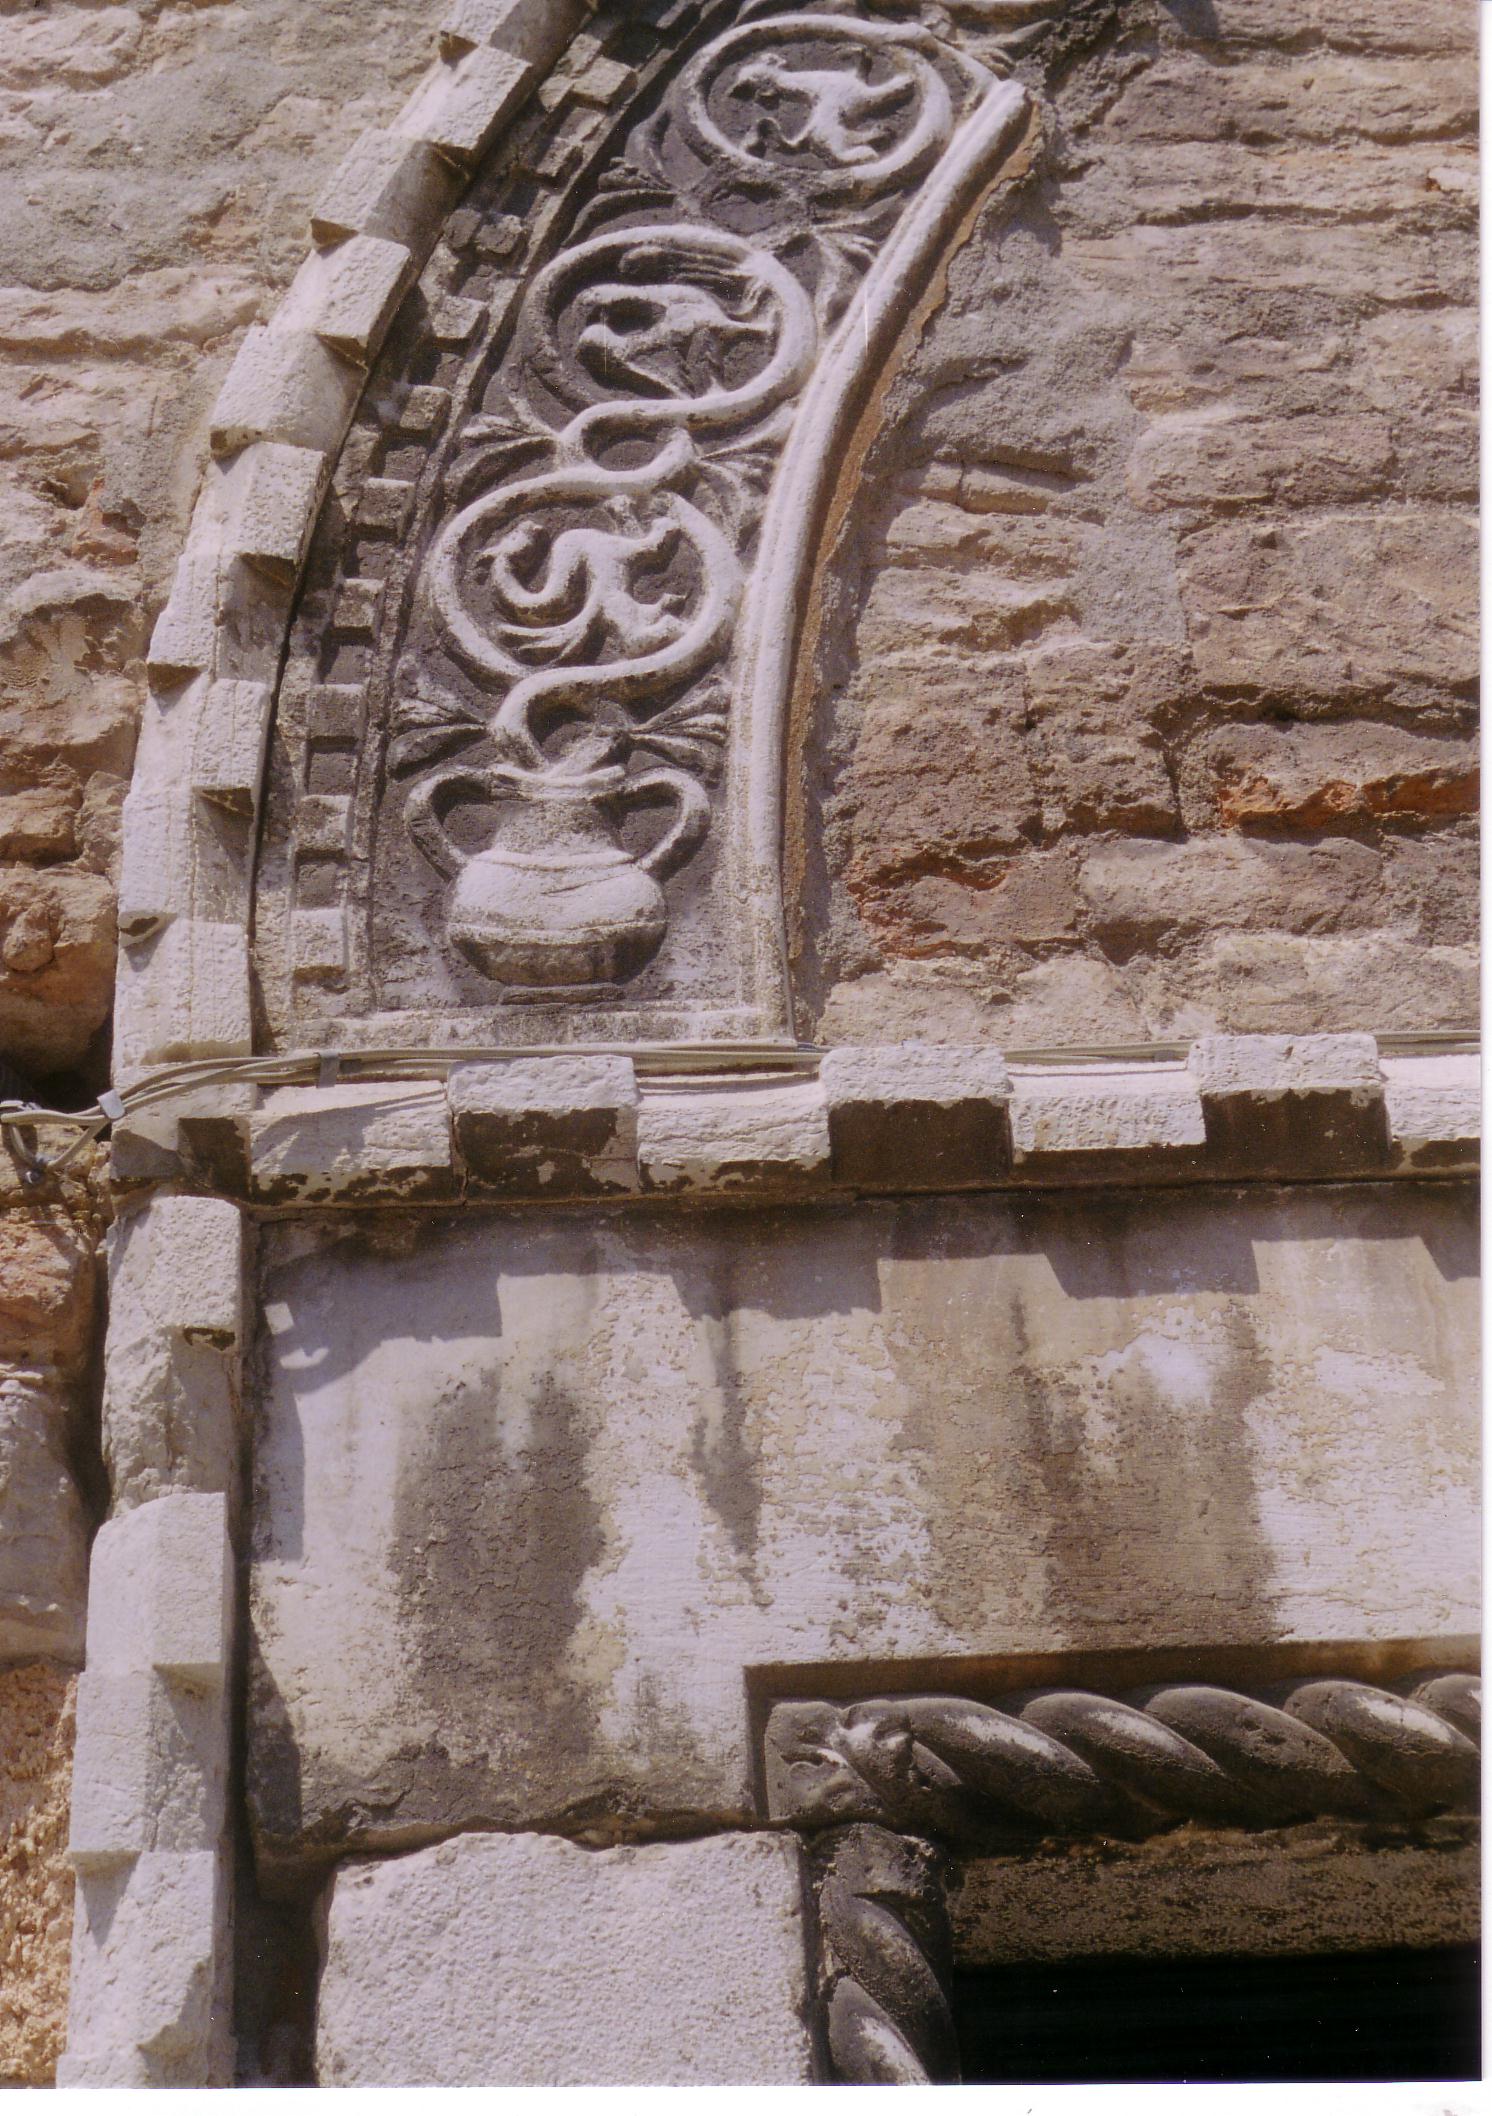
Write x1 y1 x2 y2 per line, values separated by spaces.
254 2 1039 1050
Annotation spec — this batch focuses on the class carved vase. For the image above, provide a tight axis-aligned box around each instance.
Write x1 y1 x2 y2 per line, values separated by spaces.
407 761 709 991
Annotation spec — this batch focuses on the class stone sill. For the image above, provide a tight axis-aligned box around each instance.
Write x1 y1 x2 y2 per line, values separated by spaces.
109 1034 1478 1208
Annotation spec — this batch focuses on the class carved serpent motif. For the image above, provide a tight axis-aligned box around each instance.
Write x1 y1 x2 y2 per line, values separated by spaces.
769 1672 1482 1840
400 5 1003 992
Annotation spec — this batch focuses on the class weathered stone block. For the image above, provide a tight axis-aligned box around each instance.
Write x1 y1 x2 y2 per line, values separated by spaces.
1010 1066 1206 1168
0 1211 94 1377
190 678 273 817
1180 512 1476 703
277 235 413 365
113 917 252 1069
115 780 194 939
0 1379 87 1664
224 441 328 584
440 0 589 70
821 1045 1012 1190
103 1199 243 1508
310 131 461 249
1204 722 1478 833
208 327 359 459
246 1083 455 1203
316 1832 816 2086
249 1188 1477 1874
1189 1033 1389 1176
145 538 224 683
84 1494 231 1686
450 1056 639 1194
1383 1052 1479 1172
638 1079 830 1192
0 1664 76 2086
67 1671 228 1870
400 45 533 165
61 1849 231 2088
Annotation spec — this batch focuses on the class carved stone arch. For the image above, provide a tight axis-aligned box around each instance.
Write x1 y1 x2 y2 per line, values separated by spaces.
115 0 1063 1070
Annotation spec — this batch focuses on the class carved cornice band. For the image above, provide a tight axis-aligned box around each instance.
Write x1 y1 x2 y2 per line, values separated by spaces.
769 1672 1481 1842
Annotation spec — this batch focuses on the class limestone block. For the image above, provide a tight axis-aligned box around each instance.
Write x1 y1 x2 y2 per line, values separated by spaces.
113 918 251 1069
1010 1066 1206 1166
224 441 328 584
440 0 590 70
117 779 192 938
1383 1052 1479 1172
68 1672 228 1870
450 1056 639 1194
246 1083 455 1203
277 235 413 365
400 45 533 166
310 132 461 250
146 538 224 683
820 1045 1012 1191
249 1186 1477 1873
316 1832 817 2087
84 1494 231 1687
102 1200 243 1509
1189 1033 1389 1175
0 1379 87 1664
60 1849 232 2088
208 326 360 459
191 678 273 817
638 1079 830 1193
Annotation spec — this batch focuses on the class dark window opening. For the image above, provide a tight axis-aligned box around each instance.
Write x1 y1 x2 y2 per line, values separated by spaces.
953 1945 1481 2084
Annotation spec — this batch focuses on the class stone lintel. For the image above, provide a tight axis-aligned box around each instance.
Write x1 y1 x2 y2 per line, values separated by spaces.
104 1038 1475 1206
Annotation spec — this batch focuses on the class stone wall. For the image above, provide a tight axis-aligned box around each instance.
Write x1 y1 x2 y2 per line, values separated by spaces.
0 0 1477 2087
0 0 435 1085
0 0 433 2079
794 0 1477 1047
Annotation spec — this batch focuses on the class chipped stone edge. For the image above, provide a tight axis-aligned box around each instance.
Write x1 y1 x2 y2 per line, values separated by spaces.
114 0 599 1078
60 1199 249 2089
107 1037 1479 1207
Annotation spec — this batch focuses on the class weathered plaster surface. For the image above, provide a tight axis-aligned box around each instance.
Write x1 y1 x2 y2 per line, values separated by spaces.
249 1180 1477 1879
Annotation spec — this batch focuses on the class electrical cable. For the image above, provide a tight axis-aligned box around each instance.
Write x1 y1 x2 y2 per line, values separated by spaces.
0 1028 1478 1184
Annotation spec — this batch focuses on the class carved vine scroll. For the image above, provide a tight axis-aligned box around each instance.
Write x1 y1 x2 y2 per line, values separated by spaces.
256 1 1039 1048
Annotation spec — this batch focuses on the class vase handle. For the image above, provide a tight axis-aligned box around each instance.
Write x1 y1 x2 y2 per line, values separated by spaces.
406 767 502 880
624 768 711 885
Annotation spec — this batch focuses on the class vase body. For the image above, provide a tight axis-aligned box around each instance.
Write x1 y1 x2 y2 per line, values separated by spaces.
408 762 711 992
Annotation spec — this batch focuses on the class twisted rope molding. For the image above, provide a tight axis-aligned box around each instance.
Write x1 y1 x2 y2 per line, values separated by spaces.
814 1825 961 2086
786 1671 1479 2082
769 1672 1481 1842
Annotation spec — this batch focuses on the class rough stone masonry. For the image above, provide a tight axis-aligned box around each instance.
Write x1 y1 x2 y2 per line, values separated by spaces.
0 0 1477 2088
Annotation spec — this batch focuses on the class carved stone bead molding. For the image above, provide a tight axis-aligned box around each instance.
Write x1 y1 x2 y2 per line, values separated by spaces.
109 1036 1478 1206
249 0 1053 1054
766 1672 1482 1846
812 1825 961 2086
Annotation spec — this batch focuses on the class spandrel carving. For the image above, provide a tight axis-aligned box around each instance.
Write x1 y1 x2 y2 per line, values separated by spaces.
256 2 1037 1047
